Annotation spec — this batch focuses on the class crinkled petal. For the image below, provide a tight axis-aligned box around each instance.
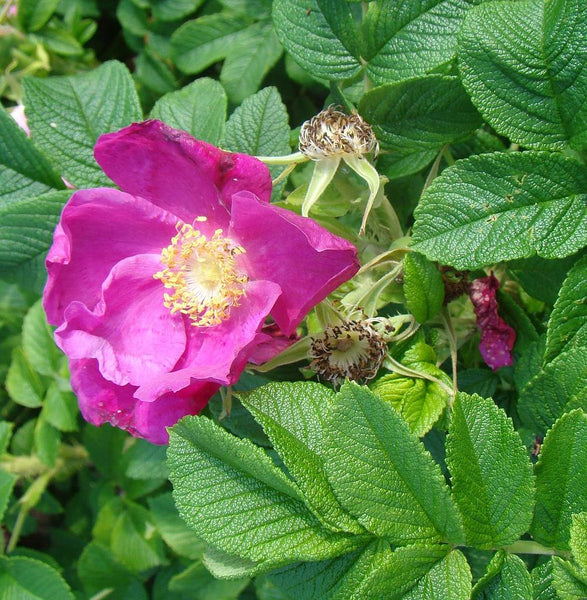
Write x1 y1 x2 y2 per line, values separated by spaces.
56 254 186 387
134 279 281 401
94 120 272 225
229 192 359 335
43 188 178 325
470 274 516 370
71 359 219 445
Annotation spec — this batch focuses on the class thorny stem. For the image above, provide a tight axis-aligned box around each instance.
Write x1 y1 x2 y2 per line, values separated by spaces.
441 307 458 403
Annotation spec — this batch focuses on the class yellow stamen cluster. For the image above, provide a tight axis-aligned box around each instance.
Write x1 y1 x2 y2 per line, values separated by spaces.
154 221 247 327
299 105 379 160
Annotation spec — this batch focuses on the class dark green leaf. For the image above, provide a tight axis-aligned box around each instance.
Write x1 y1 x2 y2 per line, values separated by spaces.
17 0 60 31
412 152 587 269
0 555 74 599
459 0 587 150
152 0 206 21
0 470 16 524
531 410 587 551
531 560 559 600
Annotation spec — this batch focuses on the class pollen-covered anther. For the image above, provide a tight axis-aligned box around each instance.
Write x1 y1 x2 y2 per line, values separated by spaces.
309 320 387 387
299 105 379 160
154 221 247 327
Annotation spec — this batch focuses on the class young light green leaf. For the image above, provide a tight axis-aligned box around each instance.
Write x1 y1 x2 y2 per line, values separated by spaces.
366 545 471 600
34 417 60 467
531 410 587 551
150 78 227 145
171 14 251 75
446 393 535 549
411 152 587 269
545 255 587 364
472 551 532 599
5 348 46 408
325 382 463 544
267 540 393 600
168 415 360 565
362 0 473 85
459 0 586 151
402 251 445 324
0 107 64 206
518 348 586 436
272 0 362 80
0 555 74 599
22 300 61 377
43 384 79 432
240 381 364 534
360 75 481 154
570 513 587 573
23 61 142 188
220 21 283 104
552 557 587 600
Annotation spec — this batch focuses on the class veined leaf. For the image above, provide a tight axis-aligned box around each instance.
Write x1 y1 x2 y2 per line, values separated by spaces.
22 300 61 378
531 410 587 551
152 0 206 21
17 0 60 31
23 61 142 188
167 415 360 565
0 107 64 206
272 0 362 80
459 0 587 151
402 251 445 324
446 393 535 549
150 78 227 145
545 255 587 364
360 75 481 154
362 0 476 85
240 382 363 533
411 152 587 269
324 383 463 544
531 560 559 600
552 557 587 600
0 555 74 599
472 551 532 599
518 348 586 436
570 513 587 573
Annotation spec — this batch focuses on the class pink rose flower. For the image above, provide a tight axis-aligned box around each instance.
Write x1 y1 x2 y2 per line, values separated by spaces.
44 120 359 443
469 273 516 371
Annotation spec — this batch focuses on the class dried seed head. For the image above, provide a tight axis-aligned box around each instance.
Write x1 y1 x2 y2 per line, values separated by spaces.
309 320 387 388
299 106 379 160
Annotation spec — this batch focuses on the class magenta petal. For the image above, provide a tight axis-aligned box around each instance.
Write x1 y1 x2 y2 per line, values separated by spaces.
43 188 178 325
71 359 219 445
56 254 186 387
94 120 272 224
470 274 516 371
134 279 281 401
229 192 359 335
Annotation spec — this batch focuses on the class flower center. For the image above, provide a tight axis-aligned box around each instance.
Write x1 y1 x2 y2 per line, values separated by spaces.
309 320 387 387
154 220 247 327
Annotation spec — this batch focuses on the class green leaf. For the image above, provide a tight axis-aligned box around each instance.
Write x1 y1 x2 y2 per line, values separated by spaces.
367 545 472 600
220 21 283 104
171 14 251 75
0 107 64 206
272 0 362 80
134 50 178 95
22 300 61 377
324 382 463 544
23 61 143 188
167 415 359 565
223 87 290 195
518 348 586 436
150 78 227 145
77 541 136 594
360 75 481 154
0 555 74 599
0 190 72 293
446 393 534 549
411 152 587 269
458 0 587 151
531 560 559 600
148 492 205 560
5 348 46 408
362 0 474 85
552 557 587 600
43 384 79 432
152 0 206 21
0 470 16 524
34 417 60 466
168 562 248 599
545 255 587 364
472 551 532 599
239 381 364 534
402 251 445 323
531 410 587 551
570 513 587 573
17 0 60 31
267 540 393 600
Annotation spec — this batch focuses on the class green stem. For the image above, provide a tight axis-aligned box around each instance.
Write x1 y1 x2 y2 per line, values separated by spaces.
502 540 565 557
255 152 307 165
6 506 27 554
